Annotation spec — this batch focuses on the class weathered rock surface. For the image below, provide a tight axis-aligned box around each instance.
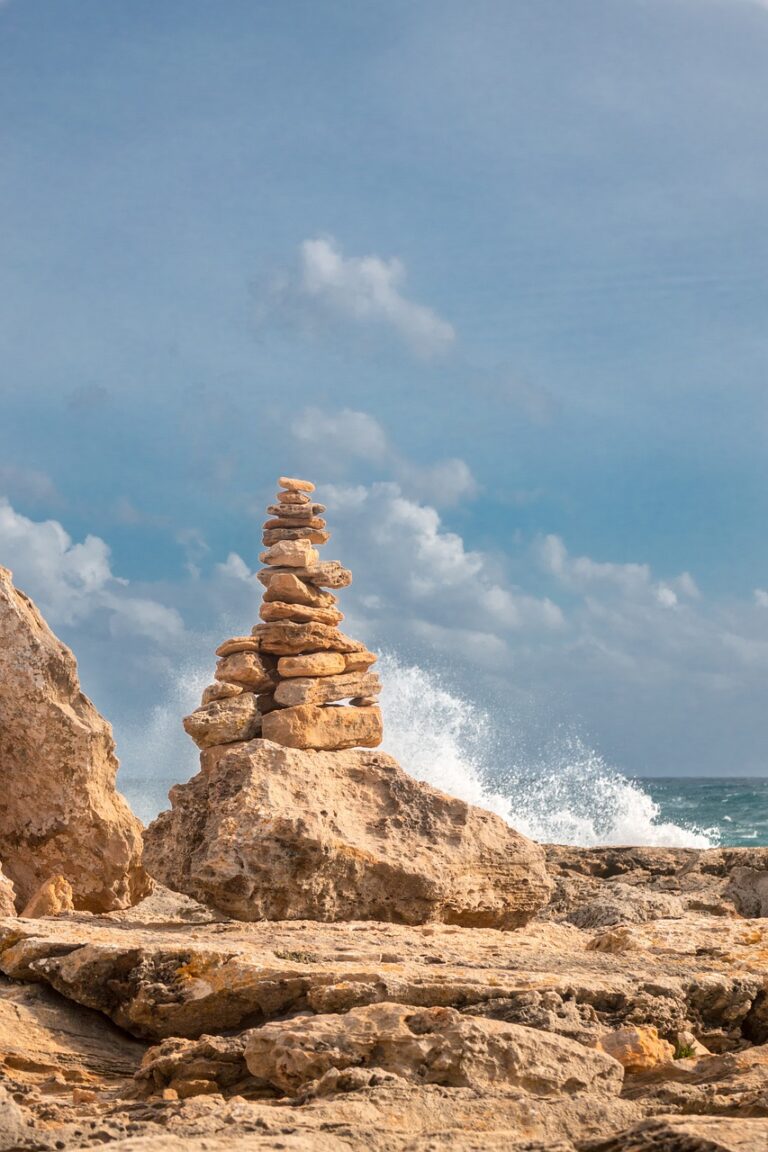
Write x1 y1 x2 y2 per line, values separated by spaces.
251 621 364 655
273 672 380 707
182 695 261 749
259 540 319 568
278 476 315 492
584 1116 768 1151
264 573 338 609
278 652 346 678
201 681 243 704
214 651 277 692
0 566 149 912
257 562 352 589
0 864 15 917
142 739 550 927
243 1001 624 1097
21 874 75 918
594 1026 674 1073
259 600 344 626
261 703 382 749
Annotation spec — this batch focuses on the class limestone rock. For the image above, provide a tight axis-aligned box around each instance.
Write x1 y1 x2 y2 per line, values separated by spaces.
214 651 277 692
21 875 74 918
259 600 344 627
215 636 261 657
278 476 315 492
182 695 261 750
273 671 380 707
244 1001 623 1099
594 1026 675 1073
259 540 319 568
262 528 330 546
585 1117 766 1152
257 561 352 589
263 572 337 608
0 863 16 916
143 739 551 926
344 649 378 672
278 652 346 678
251 621 364 655
265 503 326 518
263 516 326 531
262 704 383 749
277 490 311 504
201 682 243 705
0 566 149 911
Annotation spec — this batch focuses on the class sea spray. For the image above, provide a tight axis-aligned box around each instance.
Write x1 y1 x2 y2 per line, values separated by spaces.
377 652 715 848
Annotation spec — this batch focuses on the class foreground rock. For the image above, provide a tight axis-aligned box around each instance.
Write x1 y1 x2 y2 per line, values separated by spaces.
144 738 551 927
0 566 150 911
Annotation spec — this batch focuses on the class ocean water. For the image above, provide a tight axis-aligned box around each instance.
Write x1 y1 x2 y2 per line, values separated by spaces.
120 652 768 848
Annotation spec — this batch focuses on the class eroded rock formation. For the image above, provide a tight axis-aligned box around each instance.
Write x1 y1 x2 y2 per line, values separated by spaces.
0 566 150 911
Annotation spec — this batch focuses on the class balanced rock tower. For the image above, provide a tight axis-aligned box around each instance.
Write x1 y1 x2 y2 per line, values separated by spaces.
183 476 383 754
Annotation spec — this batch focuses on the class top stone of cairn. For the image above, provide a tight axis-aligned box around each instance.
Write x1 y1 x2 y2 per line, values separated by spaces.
183 477 382 753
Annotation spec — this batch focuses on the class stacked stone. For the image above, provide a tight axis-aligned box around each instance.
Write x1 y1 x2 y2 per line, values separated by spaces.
183 477 383 754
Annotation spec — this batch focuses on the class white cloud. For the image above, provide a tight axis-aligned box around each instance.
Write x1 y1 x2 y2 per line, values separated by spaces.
293 407 390 461
755 588 768 607
0 464 61 506
0 499 183 641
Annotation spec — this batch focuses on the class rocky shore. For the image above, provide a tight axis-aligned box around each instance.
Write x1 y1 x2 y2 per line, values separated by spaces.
0 481 766 1151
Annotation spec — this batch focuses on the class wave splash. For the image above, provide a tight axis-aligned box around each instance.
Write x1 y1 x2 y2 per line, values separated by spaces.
378 653 715 848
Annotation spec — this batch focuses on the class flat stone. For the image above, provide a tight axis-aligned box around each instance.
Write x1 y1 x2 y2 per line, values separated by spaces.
259 600 344 627
215 651 277 693
276 490 311 505
201 682 243 705
182 695 261 750
344 650 377 672
277 652 346 678
215 636 261 657
250 622 365 655
274 671 380 707
263 572 337 608
259 540 319 568
261 703 382 750
263 516 326 531
278 476 315 492
262 528 330 546
257 561 352 589
265 503 326 519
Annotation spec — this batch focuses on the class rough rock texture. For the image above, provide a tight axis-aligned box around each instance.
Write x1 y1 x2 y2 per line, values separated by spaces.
143 739 551 927
278 652 346 678
250 621 364 655
243 1001 624 1097
594 1026 675 1073
21 874 75 918
0 566 149 911
273 671 381 707
214 652 276 692
261 703 384 749
0 863 15 917
584 1116 768 1151
182 694 261 750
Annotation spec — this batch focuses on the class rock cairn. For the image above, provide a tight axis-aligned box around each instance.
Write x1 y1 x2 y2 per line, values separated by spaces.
184 477 383 753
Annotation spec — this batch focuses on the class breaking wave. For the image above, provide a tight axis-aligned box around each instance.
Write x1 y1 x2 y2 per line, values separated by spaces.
378 653 716 848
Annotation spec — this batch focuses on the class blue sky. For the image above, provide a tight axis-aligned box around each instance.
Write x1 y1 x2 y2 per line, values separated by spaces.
2 0 768 791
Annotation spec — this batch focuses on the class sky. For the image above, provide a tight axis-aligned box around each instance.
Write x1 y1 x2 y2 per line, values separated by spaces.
2 0 768 794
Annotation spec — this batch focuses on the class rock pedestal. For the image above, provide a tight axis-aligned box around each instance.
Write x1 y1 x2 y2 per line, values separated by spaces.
182 477 383 754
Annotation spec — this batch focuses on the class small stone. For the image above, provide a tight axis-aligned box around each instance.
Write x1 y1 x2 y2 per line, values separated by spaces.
161 1087 179 1101
72 1088 98 1104
263 516 326 531
170 1078 219 1099
344 650 377 673
262 703 383 750
263 572 337 608
257 562 352 589
259 540 319 568
265 503 326 519
278 652 346 678
215 651 277 693
259 601 343 627
201 682 243 705
274 671 381 708
215 636 261 658
278 476 315 492
277 491 311 505
251 621 364 655
594 1026 675 1073
262 528 330 547
182 695 261 750
21 875 75 918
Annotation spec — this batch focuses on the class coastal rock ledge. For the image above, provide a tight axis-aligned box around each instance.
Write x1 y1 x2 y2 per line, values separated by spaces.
143 738 551 927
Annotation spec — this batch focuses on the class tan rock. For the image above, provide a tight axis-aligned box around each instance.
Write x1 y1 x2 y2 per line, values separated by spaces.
262 704 382 750
262 528 330 547
263 572 337 608
257 561 352 589
265 503 326 518
21 875 74 918
278 476 315 492
277 652 346 678
259 540 319 568
274 671 380 708
201 681 243 705
182 695 261 750
344 650 377 672
259 600 343 627
263 516 326 531
277 490 311 505
0 566 149 912
143 739 551 927
594 1026 675 1073
244 1001 623 1098
255 692 280 714
215 651 277 692
0 864 16 916
251 621 364 655
215 636 261 657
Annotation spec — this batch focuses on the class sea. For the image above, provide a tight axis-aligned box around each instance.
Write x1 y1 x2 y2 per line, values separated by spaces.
120 653 768 849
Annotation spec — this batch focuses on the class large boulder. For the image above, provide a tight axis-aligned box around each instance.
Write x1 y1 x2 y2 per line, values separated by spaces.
0 566 150 911
143 738 551 927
